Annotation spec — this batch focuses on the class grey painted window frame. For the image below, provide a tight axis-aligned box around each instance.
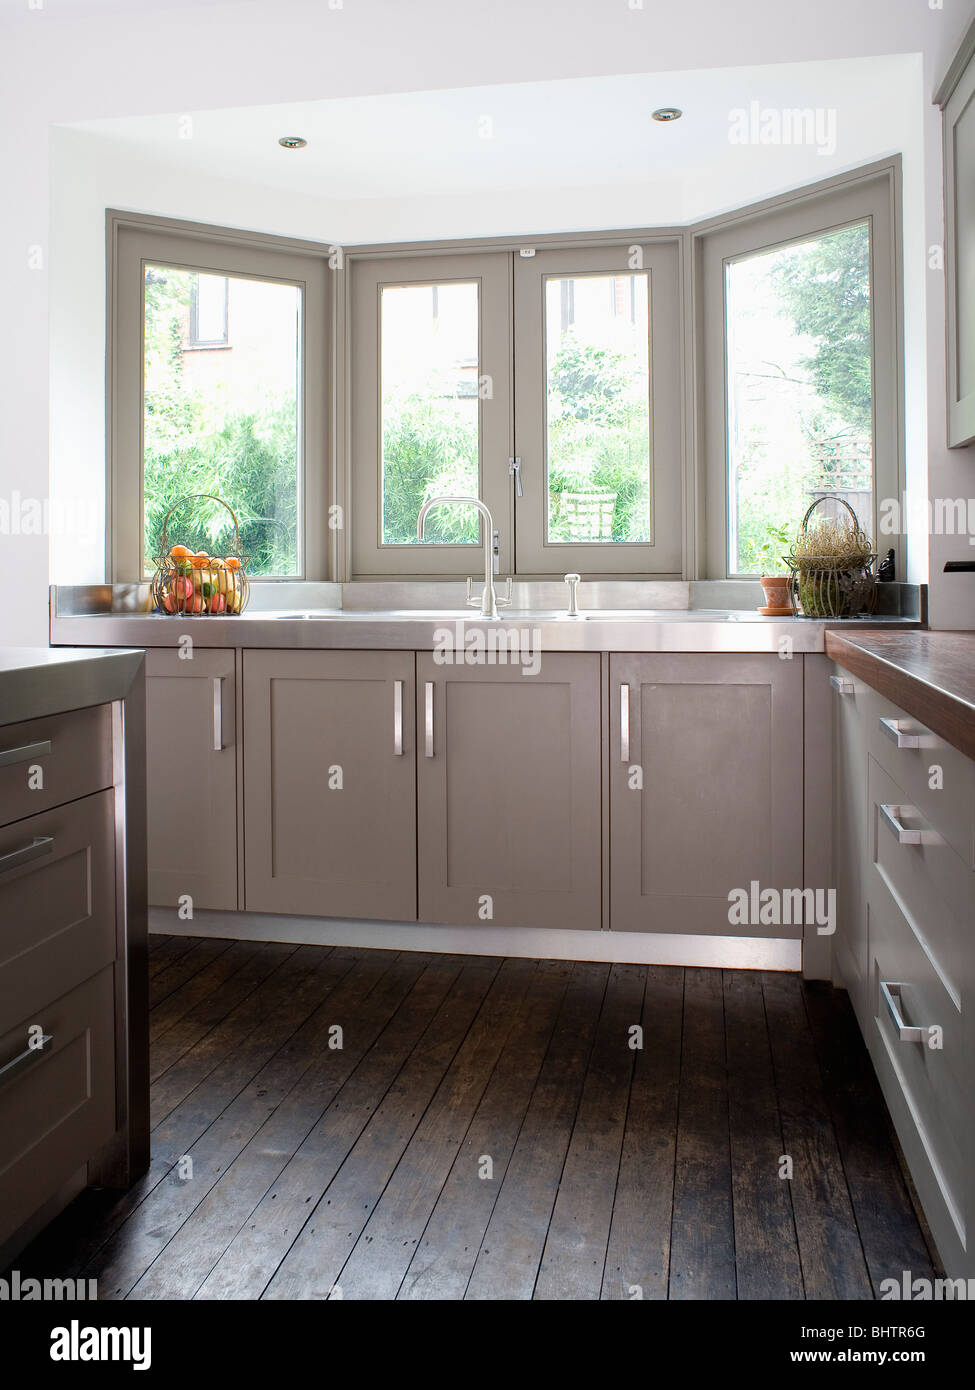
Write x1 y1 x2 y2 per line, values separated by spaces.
106 159 903 586
694 160 904 580
937 17 975 449
107 211 332 583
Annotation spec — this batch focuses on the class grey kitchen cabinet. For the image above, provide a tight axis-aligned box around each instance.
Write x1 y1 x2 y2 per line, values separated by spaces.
243 649 417 921
0 650 148 1258
938 16 975 447
828 662 871 1022
610 653 804 936
416 653 601 930
831 652 975 1280
146 649 238 911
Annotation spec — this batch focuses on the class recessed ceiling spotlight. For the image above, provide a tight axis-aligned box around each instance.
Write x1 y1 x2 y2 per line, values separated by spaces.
652 107 683 123
278 136 308 149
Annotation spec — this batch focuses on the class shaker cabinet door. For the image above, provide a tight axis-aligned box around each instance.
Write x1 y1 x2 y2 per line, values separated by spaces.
146 648 238 911
610 654 803 936
243 650 417 922
416 653 601 930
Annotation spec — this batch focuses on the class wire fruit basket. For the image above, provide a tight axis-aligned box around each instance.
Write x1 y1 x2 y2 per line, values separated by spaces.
785 495 877 620
151 494 250 617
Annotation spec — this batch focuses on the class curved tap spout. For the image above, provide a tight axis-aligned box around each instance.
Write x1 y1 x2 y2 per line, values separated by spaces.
417 495 502 619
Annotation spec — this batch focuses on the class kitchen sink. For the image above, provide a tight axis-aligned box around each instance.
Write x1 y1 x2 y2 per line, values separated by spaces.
267 607 747 622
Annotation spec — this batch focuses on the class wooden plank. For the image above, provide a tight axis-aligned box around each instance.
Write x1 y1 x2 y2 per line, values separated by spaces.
400 960 572 1300
149 941 296 1083
146 935 202 978
669 966 736 1300
129 951 429 1299
92 949 391 1299
149 936 237 1009
262 959 502 1299
196 956 467 1299
149 938 263 1042
802 980 936 1293
335 957 541 1299
762 970 873 1299
465 962 609 1301
535 962 646 1300
148 933 172 956
724 969 804 1300
601 964 683 1300
148 943 325 1125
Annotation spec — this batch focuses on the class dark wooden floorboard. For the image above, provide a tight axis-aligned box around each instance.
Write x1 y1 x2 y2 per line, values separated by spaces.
196 955 467 1299
535 962 646 1300
262 958 503 1299
724 969 804 1300
399 960 572 1300
601 964 683 1300
763 971 873 1299
464 962 609 1300
669 967 737 1300
10 942 934 1302
801 981 937 1291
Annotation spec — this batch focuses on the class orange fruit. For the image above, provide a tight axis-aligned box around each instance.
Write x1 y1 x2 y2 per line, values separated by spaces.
189 552 211 567
169 544 191 558
224 556 242 571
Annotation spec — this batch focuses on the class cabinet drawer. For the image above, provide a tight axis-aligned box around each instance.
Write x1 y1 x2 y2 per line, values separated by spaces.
869 756 972 1006
0 966 117 1248
867 881 967 1261
0 705 113 830
0 791 117 1031
861 684 975 867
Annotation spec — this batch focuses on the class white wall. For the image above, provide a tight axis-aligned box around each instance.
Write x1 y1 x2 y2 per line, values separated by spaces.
2 0 973 645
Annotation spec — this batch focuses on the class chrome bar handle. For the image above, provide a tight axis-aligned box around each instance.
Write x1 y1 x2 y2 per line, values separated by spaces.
620 684 630 762
424 682 435 758
393 680 403 756
880 803 922 845
0 739 51 768
0 1032 53 1086
829 675 854 694
879 717 920 749
212 678 224 752
0 836 54 876
880 981 929 1043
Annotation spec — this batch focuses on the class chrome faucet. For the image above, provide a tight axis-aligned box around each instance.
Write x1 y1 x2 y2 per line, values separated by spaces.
416 495 510 619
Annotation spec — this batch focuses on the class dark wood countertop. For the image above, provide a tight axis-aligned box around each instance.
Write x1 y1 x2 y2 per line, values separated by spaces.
826 630 975 762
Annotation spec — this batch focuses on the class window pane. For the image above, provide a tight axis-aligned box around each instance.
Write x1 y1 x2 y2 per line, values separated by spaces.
545 272 651 544
143 265 301 577
726 223 874 574
381 281 480 545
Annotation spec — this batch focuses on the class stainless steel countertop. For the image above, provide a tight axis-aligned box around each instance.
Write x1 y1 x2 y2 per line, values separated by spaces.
0 646 145 726
49 608 921 655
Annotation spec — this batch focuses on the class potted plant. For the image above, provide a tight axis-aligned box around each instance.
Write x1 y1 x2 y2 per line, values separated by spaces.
745 524 794 615
785 498 877 618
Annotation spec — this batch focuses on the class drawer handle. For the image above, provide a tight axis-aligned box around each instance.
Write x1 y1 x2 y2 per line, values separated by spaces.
0 739 51 768
880 981 931 1044
620 684 630 762
0 1032 53 1086
212 678 224 752
0 835 55 875
393 679 403 756
829 675 854 694
879 717 920 749
424 682 434 758
879 803 922 845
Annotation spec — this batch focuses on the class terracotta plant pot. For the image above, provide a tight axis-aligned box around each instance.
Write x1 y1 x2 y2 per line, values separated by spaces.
758 575 794 616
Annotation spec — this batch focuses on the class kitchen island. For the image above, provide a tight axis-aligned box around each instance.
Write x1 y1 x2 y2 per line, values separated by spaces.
0 647 147 1262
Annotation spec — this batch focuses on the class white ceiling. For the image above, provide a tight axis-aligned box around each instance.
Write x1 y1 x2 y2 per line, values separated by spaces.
67 53 920 235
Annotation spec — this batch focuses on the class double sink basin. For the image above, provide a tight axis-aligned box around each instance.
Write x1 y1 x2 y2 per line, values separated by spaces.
269 608 745 623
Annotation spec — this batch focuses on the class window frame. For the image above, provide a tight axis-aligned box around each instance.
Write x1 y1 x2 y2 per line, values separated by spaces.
348 250 513 579
187 273 230 349
512 240 683 577
107 213 331 583
695 165 903 580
